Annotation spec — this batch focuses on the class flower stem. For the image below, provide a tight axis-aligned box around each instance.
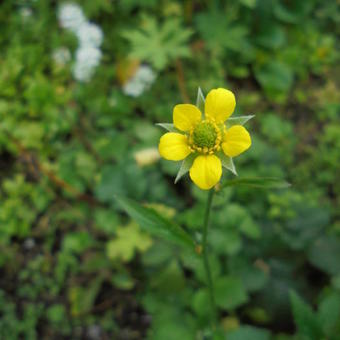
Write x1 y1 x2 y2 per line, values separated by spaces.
202 188 217 328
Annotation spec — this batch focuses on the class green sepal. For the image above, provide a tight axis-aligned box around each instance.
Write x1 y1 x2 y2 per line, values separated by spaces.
218 152 237 176
174 153 196 184
196 87 205 114
226 115 255 128
156 123 177 132
115 196 196 251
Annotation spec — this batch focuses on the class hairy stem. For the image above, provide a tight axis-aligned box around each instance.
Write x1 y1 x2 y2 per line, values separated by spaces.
202 188 217 328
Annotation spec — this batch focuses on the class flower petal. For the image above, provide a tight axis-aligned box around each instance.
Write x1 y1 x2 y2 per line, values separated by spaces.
222 125 251 157
173 104 202 131
205 88 236 122
189 155 222 190
159 132 191 161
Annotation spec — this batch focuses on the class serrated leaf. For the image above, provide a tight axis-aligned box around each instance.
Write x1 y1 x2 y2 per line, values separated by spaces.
175 153 196 184
218 152 237 175
115 196 195 250
106 223 152 262
222 177 291 189
122 16 192 70
196 87 205 114
156 123 177 132
290 291 323 340
226 115 255 127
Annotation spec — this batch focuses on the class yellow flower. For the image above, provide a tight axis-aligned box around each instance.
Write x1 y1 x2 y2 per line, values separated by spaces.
158 88 252 190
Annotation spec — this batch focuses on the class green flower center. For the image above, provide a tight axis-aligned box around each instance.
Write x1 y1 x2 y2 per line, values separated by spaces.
193 121 217 148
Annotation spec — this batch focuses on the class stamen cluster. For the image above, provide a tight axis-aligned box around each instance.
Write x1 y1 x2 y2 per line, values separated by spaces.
188 119 222 154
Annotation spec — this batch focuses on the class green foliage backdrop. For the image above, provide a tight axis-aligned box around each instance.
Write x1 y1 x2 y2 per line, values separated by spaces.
0 0 339 339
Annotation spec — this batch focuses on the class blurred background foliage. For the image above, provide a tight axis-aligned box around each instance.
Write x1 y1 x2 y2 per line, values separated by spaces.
0 0 339 339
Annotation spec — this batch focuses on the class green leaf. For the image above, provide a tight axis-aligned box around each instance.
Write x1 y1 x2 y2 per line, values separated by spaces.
239 0 257 8
69 278 103 317
106 223 152 262
290 291 323 340
147 306 196 340
241 266 268 293
134 122 160 142
214 276 248 310
181 251 221 283
192 288 210 318
318 292 340 336
226 326 271 340
46 304 66 324
273 1 313 24
115 196 195 250
150 260 185 293
122 15 192 70
112 272 135 290
221 177 291 189
95 163 147 202
260 113 294 142
239 217 261 239
142 242 173 266
274 2 300 23
255 25 286 49
254 61 294 95
63 231 94 254
94 208 119 235
195 8 249 53
331 275 340 290
308 237 340 275
209 228 242 256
